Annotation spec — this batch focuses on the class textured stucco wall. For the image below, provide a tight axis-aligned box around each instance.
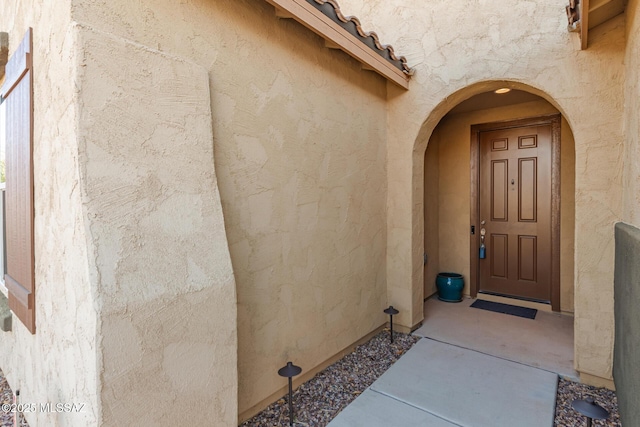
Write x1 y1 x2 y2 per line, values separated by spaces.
340 0 625 382
423 129 440 298
0 1 100 425
624 0 640 227
74 25 238 426
560 116 576 312
203 6 388 414
424 100 575 313
70 0 388 419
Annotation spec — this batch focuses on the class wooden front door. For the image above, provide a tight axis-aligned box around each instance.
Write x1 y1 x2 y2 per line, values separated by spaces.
472 116 560 306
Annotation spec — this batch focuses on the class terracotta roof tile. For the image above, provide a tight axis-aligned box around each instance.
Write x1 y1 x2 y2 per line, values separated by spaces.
307 0 413 75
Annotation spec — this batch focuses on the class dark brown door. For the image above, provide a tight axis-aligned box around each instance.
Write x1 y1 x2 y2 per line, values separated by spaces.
478 123 552 301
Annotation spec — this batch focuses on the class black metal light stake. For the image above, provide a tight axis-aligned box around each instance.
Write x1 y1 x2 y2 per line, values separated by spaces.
384 305 399 343
571 397 609 427
278 361 302 427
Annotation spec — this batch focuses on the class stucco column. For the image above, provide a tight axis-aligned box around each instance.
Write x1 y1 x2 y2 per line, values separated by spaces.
386 150 419 329
386 87 430 330
75 25 238 426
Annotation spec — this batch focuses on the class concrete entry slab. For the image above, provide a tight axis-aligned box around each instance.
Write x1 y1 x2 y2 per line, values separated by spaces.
414 297 577 380
327 389 458 427
368 339 558 427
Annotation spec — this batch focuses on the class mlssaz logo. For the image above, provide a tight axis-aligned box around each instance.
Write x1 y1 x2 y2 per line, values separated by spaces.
39 402 86 413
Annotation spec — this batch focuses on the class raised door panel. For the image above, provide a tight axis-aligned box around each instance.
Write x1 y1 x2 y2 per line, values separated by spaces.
478 123 552 302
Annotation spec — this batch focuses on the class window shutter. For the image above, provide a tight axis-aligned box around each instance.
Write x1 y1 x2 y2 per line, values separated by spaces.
0 28 35 334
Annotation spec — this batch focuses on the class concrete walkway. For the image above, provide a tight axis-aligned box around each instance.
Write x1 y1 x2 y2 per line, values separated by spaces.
328 297 574 426
328 338 558 427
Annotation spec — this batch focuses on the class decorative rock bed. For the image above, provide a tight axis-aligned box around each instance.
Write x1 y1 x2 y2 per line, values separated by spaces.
0 369 29 427
555 378 621 426
240 330 420 427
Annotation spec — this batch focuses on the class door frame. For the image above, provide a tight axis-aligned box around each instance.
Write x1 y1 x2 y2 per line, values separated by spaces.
470 114 561 311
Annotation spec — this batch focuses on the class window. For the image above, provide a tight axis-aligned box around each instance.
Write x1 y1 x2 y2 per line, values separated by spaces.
0 28 35 334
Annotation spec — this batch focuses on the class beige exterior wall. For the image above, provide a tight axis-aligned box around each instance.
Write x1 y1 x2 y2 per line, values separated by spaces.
625 0 640 227
560 116 577 312
340 0 625 383
0 1 100 426
71 0 388 421
2 0 240 425
423 130 440 298
424 100 576 313
75 25 238 426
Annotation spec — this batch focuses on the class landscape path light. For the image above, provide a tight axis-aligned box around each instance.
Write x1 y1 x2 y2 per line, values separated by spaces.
278 361 302 427
383 305 399 343
571 397 609 427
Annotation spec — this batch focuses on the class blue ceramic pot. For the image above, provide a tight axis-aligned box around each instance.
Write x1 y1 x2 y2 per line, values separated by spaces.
436 273 464 302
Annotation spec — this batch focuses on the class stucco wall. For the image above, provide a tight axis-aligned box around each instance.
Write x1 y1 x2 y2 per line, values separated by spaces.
625 0 640 227
70 0 389 419
218 47 388 418
423 100 575 313
0 1 100 425
340 0 625 382
423 129 440 298
74 25 238 426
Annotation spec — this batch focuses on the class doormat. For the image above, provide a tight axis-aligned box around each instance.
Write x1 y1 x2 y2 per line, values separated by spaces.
470 300 537 319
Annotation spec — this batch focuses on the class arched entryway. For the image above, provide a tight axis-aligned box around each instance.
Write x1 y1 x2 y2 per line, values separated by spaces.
413 81 577 375
415 81 575 315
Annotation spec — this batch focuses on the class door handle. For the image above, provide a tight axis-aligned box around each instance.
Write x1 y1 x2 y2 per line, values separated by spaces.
479 222 486 259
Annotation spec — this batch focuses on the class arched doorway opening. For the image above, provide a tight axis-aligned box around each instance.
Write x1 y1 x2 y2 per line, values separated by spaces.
418 82 575 314
414 81 576 374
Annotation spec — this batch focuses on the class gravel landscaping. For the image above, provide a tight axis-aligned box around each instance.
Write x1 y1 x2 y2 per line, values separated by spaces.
240 330 420 427
0 369 29 427
555 377 621 426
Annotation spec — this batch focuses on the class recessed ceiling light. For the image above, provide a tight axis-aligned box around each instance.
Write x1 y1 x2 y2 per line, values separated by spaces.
494 88 511 94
